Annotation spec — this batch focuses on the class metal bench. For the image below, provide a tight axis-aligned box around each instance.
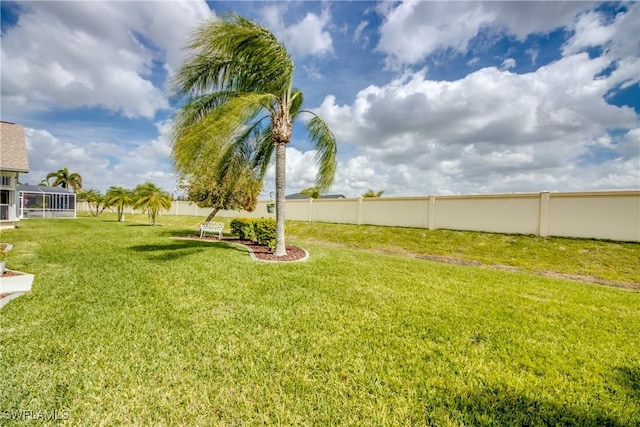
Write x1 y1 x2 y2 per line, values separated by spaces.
199 222 224 239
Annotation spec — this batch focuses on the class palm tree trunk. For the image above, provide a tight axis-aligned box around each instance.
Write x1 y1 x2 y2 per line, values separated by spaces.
274 141 287 256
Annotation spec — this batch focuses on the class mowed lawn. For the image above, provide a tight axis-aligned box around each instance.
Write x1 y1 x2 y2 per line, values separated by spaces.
1 215 638 425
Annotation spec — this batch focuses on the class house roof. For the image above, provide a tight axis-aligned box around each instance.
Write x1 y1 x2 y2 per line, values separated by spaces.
285 192 346 200
0 121 29 173
18 184 75 195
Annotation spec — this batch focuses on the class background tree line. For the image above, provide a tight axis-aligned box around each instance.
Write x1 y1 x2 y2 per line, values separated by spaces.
78 183 171 226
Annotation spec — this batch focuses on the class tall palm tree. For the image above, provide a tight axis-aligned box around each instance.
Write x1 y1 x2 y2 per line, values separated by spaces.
103 186 133 222
46 167 83 192
171 14 337 256
133 182 172 226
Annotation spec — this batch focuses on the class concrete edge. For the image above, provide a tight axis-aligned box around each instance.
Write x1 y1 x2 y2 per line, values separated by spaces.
0 292 26 309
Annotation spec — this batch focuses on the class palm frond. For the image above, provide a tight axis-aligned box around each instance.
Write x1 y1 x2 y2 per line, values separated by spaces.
171 14 293 100
171 92 275 174
290 88 304 115
251 125 275 180
304 114 337 191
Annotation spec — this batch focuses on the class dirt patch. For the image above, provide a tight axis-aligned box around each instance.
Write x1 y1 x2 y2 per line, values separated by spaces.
391 250 638 290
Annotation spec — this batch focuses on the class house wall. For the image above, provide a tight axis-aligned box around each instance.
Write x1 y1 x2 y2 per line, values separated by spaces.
78 190 640 242
0 171 19 229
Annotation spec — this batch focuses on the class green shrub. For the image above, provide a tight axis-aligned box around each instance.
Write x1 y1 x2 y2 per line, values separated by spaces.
230 218 276 251
230 218 255 241
253 218 276 250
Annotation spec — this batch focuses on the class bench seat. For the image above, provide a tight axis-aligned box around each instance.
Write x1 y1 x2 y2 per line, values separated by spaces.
200 222 224 239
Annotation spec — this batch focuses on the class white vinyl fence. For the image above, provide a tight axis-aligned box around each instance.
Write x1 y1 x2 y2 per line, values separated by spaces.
78 190 640 242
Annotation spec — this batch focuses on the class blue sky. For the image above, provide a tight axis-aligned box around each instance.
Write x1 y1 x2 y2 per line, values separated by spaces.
1 1 638 197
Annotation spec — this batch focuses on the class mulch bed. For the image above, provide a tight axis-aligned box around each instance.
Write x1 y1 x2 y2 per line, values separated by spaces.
182 235 307 262
1 270 23 278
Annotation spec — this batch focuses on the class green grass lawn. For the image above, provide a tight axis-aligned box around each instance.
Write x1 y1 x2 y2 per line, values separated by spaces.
1 215 639 425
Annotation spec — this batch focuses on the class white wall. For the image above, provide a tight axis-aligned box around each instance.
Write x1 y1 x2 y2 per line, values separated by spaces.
77 190 640 242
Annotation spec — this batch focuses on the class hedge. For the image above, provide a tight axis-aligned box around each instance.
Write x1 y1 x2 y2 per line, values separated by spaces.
230 218 276 251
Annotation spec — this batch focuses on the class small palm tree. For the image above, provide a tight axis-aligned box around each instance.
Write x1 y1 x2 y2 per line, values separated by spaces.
362 189 384 198
300 186 321 199
78 189 106 217
103 187 133 222
133 182 172 226
46 167 83 192
171 14 337 256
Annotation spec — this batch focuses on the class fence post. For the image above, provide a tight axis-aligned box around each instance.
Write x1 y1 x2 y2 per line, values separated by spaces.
357 197 363 225
308 198 313 222
428 194 436 230
539 191 550 237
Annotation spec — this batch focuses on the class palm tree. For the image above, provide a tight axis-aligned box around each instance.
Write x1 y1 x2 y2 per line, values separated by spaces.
133 182 172 226
300 186 321 199
362 189 384 198
78 189 106 217
171 14 337 256
103 186 133 222
46 167 83 192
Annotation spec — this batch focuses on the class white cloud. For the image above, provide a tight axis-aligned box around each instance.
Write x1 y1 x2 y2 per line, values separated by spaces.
314 52 639 195
286 9 334 58
353 20 370 46
24 122 177 194
562 4 640 60
260 5 333 59
501 58 516 69
376 1 595 68
563 3 640 90
5 2 637 199
1 1 212 119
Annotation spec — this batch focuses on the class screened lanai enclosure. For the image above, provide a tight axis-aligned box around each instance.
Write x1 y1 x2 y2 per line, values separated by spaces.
18 185 76 219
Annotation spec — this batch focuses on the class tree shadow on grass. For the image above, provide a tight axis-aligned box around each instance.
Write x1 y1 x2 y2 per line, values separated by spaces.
128 240 247 261
425 386 627 426
157 228 203 238
614 365 640 401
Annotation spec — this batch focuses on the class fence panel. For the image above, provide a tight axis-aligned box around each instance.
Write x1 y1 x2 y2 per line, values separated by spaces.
434 194 541 235
548 192 640 241
76 191 640 242
361 197 430 228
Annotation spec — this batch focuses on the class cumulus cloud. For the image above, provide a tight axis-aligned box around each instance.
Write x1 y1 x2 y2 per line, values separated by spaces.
563 3 640 59
24 122 177 194
314 51 639 195
285 9 334 58
563 3 640 90
1 1 212 119
376 0 595 68
261 5 333 58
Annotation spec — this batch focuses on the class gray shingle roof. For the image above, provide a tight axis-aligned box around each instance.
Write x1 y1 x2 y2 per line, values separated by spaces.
0 121 29 173
286 192 346 199
18 184 75 195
